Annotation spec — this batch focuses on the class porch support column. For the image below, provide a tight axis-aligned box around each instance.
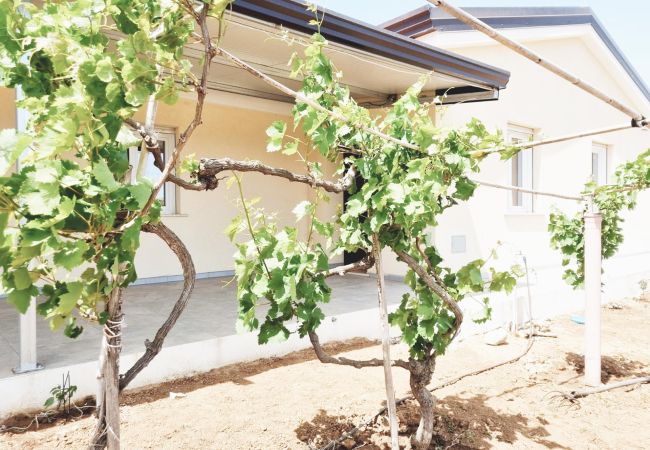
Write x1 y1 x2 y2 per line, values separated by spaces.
583 210 602 387
12 85 43 374
14 301 42 373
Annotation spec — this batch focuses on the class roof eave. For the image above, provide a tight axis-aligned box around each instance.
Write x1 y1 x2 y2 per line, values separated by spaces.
230 0 510 91
382 6 650 104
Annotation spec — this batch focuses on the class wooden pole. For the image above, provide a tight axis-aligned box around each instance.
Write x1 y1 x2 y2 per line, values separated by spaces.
104 289 123 450
372 234 399 450
488 123 635 155
583 209 602 387
428 0 648 127
91 284 124 449
215 46 421 151
471 179 582 201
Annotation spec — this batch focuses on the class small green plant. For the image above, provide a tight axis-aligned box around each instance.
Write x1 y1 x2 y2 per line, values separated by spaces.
639 279 648 292
44 372 77 414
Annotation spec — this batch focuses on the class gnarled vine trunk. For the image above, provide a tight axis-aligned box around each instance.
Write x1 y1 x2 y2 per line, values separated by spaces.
409 356 436 450
90 286 124 450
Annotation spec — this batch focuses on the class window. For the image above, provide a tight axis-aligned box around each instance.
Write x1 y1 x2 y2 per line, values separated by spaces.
507 125 534 212
591 142 608 185
129 129 177 215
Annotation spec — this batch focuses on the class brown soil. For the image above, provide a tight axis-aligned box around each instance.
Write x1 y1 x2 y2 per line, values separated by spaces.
565 352 646 383
1 338 376 432
0 398 96 435
1 299 649 449
121 337 377 406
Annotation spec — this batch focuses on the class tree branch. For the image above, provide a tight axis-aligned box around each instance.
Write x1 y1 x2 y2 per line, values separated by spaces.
308 331 409 370
167 173 206 191
197 157 356 193
124 118 165 170
561 375 650 401
119 222 196 391
124 122 357 193
324 255 374 277
139 4 215 217
395 249 464 339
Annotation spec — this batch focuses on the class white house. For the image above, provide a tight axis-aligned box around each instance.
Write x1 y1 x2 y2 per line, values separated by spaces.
0 0 511 417
1 3 649 417
381 6 650 320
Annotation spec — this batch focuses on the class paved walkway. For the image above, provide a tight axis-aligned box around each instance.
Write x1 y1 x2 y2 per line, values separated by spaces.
0 274 407 378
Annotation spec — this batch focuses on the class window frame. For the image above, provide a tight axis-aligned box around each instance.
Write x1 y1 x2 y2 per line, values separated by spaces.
591 142 608 186
128 127 177 216
507 124 534 213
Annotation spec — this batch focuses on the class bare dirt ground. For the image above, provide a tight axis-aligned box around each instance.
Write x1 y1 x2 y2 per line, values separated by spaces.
1 298 649 449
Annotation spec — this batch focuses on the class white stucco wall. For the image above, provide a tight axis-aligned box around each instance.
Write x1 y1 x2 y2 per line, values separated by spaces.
404 26 650 310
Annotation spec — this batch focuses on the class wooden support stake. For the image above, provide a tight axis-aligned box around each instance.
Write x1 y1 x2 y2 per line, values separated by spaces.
372 234 399 450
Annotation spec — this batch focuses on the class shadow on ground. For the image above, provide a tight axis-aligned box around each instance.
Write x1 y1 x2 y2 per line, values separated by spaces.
565 352 647 383
296 394 570 449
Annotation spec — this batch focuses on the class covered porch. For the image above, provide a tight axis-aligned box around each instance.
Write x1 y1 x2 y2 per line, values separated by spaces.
0 274 408 380
0 274 415 417
0 0 512 418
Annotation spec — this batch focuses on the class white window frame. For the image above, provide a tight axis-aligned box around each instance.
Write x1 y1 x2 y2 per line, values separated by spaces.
129 128 177 215
507 124 534 213
591 142 608 186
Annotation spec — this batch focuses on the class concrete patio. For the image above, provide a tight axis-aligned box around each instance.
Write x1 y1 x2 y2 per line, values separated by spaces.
0 274 408 379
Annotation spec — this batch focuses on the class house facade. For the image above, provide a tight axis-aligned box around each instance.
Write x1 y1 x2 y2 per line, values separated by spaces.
0 0 512 416
380 6 650 322
1 2 649 418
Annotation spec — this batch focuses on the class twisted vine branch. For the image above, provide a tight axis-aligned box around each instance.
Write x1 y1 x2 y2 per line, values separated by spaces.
308 331 410 370
197 157 356 193
137 5 214 217
325 255 374 277
119 222 197 391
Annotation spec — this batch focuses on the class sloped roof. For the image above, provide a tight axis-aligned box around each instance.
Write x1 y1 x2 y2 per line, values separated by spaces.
231 0 510 91
382 6 650 102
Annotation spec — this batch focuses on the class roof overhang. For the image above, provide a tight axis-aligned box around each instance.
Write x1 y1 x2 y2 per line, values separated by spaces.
188 0 510 108
382 6 650 105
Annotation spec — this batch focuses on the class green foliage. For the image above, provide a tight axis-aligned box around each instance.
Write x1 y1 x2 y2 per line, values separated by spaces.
549 149 650 288
228 185 331 344
231 28 521 360
0 0 204 336
44 372 77 413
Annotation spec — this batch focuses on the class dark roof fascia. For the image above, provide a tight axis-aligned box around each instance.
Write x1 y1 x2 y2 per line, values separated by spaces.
230 0 510 90
382 7 650 103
